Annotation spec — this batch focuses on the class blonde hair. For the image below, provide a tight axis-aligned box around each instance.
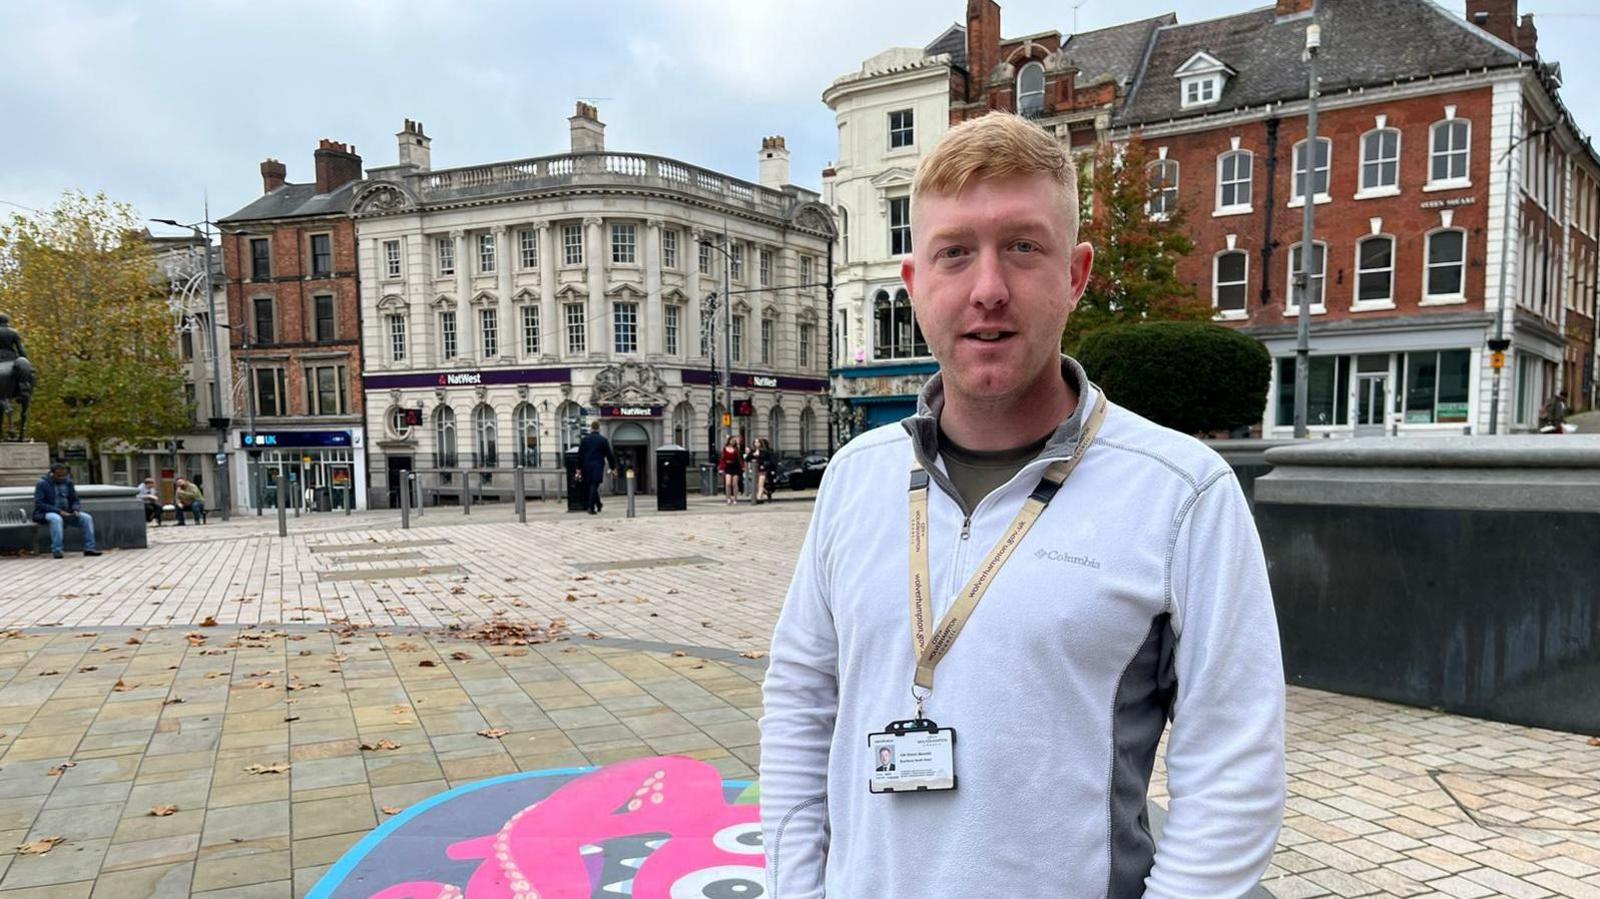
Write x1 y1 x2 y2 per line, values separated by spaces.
911 112 1078 231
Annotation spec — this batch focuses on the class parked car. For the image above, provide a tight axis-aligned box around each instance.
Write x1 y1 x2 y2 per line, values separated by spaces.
778 454 829 490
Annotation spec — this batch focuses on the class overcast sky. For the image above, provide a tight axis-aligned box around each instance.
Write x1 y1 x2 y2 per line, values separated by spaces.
1 0 1596 239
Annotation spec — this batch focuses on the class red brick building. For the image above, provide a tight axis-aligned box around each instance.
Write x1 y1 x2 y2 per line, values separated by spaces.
217 140 369 511
1113 0 1599 435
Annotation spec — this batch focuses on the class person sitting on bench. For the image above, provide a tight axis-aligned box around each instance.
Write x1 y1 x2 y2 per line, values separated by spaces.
136 477 163 525
33 462 100 558
174 477 206 525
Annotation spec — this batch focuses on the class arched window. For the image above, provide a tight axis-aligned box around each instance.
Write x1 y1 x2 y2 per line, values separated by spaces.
1216 150 1252 211
873 289 893 360
1292 138 1331 202
433 405 458 469
1359 128 1401 193
671 401 693 448
472 404 498 468
875 288 927 360
1147 159 1179 216
512 402 539 468
1017 61 1045 118
556 401 584 450
799 407 815 455
768 406 785 456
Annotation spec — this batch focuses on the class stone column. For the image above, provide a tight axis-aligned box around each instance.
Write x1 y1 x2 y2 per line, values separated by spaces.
538 223 556 362
645 218 663 357
584 216 606 358
494 225 513 363
452 229 470 365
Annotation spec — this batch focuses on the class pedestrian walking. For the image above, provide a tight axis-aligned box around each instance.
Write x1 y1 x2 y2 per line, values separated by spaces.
576 421 617 514
750 438 777 503
760 113 1284 898
718 436 742 505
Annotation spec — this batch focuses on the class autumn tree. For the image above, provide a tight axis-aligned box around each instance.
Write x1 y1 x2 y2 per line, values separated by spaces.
1065 140 1212 350
0 192 187 468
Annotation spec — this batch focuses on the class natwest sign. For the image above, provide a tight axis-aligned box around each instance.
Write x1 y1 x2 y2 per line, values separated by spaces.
599 404 663 418
439 371 483 386
750 375 779 388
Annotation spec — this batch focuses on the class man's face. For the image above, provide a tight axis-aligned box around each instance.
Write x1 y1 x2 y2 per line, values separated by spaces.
902 173 1092 406
51 469 66 482
879 748 891 764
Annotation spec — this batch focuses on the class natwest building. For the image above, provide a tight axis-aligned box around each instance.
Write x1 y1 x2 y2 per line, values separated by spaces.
217 140 369 510
1114 0 1599 436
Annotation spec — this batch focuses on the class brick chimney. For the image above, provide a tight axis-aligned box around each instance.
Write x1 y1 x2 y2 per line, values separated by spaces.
1466 0 1538 57
1275 0 1314 16
260 158 286 194
758 136 790 190
966 0 1001 83
396 119 431 172
570 102 605 154
313 139 362 194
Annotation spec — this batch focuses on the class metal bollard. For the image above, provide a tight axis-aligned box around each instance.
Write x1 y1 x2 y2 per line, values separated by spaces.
345 485 352 515
515 467 527 524
625 467 636 519
276 468 287 537
462 469 471 515
399 470 411 530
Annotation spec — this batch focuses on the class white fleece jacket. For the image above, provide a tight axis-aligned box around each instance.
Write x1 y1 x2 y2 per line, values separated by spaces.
759 361 1285 898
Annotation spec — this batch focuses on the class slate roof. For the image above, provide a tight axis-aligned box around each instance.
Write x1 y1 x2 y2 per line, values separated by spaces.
925 23 968 68
1064 14 1177 88
217 179 361 225
1118 0 1526 127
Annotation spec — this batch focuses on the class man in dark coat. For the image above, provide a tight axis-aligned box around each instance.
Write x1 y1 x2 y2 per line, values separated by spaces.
33 462 100 559
576 421 617 515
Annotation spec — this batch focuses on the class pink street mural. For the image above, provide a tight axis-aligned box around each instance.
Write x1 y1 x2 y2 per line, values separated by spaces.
311 756 764 899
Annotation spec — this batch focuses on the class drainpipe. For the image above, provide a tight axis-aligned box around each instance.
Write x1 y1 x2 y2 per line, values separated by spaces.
1260 116 1281 310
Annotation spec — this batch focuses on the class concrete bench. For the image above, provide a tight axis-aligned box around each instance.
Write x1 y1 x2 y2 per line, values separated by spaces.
0 485 148 553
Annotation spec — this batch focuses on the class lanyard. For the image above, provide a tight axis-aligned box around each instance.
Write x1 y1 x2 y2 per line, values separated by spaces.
906 394 1107 709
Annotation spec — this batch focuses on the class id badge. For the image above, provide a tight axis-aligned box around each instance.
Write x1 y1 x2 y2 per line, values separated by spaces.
868 718 957 793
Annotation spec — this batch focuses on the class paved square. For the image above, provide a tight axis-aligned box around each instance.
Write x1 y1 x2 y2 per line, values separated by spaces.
0 495 1595 897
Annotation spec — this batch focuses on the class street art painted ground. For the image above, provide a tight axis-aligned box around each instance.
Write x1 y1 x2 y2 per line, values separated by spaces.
309 756 765 899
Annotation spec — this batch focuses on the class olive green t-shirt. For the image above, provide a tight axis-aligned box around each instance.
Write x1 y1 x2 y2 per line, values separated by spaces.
937 428 1050 512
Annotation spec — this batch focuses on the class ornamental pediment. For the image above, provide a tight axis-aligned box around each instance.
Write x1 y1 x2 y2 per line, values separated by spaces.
590 361 668 406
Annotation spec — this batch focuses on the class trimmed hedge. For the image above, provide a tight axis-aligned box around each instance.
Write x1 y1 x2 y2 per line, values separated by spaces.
1076 322 1270 435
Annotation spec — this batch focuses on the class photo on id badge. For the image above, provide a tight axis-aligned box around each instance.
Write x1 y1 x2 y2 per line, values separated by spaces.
868 724 956 793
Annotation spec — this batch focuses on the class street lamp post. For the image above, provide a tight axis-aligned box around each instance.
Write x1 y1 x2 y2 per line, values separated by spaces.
698 234 738 448
1292 23 1321 440
1488 118 1558 435
153 216 230 520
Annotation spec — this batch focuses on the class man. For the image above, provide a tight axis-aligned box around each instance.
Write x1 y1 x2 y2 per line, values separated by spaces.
33 463 101 559
136 477 163 526
1541 390 1569 434
760 114 1284 898
874 747 895 773
174 478 205 525
576 421 617 515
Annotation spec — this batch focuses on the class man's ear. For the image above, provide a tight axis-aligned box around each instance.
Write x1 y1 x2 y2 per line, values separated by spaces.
1065 241 1094 314
901 256 916 297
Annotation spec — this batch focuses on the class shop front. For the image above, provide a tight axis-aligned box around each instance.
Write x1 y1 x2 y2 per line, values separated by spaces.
235 428 368 512
598 405 659 493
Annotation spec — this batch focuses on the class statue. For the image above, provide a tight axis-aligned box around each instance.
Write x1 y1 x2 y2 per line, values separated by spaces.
0 314 37 442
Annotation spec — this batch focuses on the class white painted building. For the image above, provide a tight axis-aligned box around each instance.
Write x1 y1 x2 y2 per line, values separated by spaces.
352 107 834 504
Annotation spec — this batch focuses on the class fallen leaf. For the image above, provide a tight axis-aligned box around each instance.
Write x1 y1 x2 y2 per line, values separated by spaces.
125 637 142 645
199 616 218 627
672 650 688 658
564 594 578 602
450 651 472 661
740 650 768 660
77 666 97 673
243 763 290 775
665 588 680 595
359 739 401 752
477 728 508 739
163 697 184 705
47 761 76 776
149 804 178 817
297 650 312 657
573 574 591 581
37 670 60 677
16 836 65 855
283 715 300 722
286 682 320 692
1590 736 1600 747
111 679 137 692
185 633 206 646
199 648 228 656
449 586 466 595
585 632 602 640
417 660 437 668
381 806 403 815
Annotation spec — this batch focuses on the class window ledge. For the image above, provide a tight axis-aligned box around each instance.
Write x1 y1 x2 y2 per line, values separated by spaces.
1147 212 1172 222
884 146 919 158
1287 194 1332 208
1351 300 1397 312
1212 205 1254 218
1213 309 1248 321
1423 180 1471 193
1284 305 1328 316
1353 186 1401 200
1419 295 1467 306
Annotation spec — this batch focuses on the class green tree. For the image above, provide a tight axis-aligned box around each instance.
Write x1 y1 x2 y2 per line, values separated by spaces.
1066 140 1211 351
0 192 187 469
1077 322 1271 435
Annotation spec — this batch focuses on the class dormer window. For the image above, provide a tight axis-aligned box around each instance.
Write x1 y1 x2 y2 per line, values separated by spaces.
1174 51 1234 110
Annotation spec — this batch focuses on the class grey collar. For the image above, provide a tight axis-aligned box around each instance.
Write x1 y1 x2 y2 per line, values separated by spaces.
901 355 1102 476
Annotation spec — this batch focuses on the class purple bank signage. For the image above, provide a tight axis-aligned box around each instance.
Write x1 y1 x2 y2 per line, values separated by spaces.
600 405 663 418
681 369 827 392
363 367 574 391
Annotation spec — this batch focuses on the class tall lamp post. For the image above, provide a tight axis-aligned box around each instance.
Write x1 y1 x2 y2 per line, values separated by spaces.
152 216 231 520
1292 22 1322 440
698 233 736 447
1488 119 1558 434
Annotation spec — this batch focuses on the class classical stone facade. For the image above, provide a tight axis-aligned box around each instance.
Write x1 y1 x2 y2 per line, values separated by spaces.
354 109 834 503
